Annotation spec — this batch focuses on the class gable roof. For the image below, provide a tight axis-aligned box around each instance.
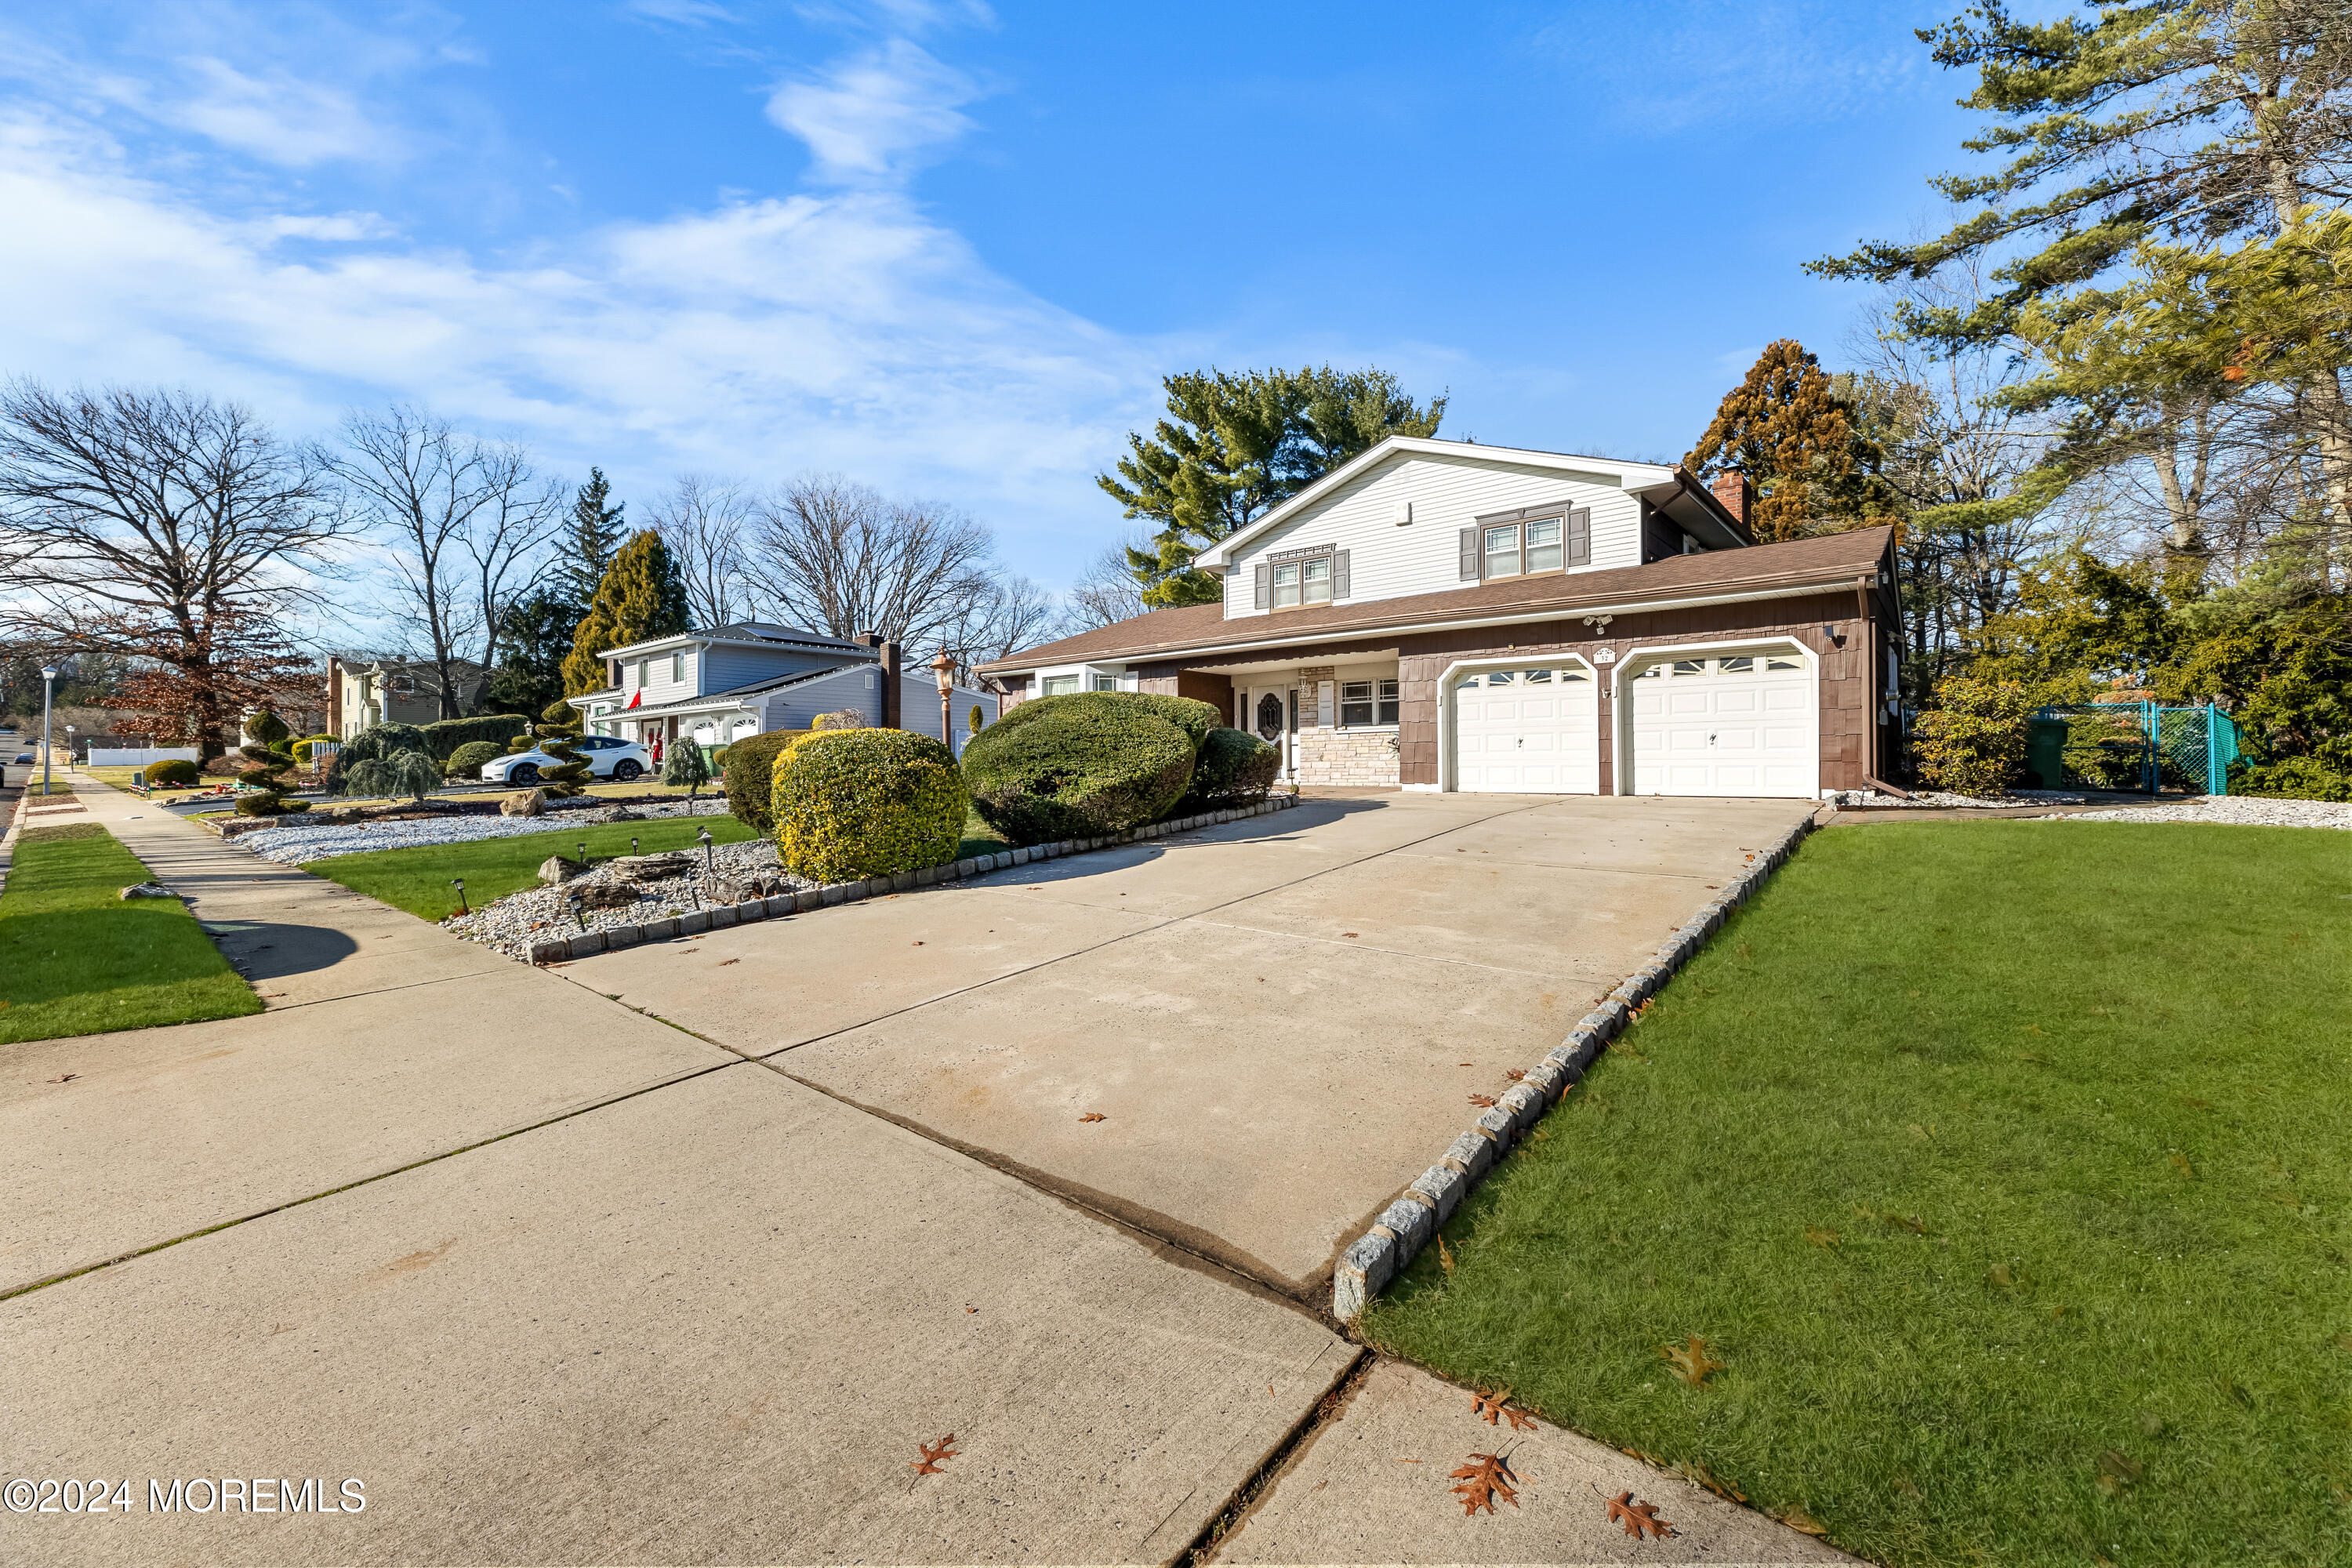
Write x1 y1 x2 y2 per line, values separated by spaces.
597 621 872 662
982 526 1893 674
1191 436 1750 568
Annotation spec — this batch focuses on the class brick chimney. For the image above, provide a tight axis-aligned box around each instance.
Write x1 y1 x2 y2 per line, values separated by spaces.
853 629 902 728
1710 470 1754 532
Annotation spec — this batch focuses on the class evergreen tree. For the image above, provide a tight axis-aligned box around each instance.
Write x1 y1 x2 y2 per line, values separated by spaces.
1099 365 1445 608
532 695 592 797
234 708 309 818
661 735 712 799
561 529 693 695
1684 340 1900 543
554 467 628 608
485 585 582 716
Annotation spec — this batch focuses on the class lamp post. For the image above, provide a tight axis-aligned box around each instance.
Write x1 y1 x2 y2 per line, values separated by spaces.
39 665 57 797
929 651 956 756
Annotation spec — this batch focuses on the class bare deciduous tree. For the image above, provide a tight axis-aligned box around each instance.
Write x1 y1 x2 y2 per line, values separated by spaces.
1059 537 1149 633
750 474 984 641
651 474 758 627
0 382 347 756
334 405 564 720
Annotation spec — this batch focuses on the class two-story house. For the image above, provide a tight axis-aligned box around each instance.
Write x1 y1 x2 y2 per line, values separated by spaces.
568 622 999 753
326 653 487 737
978 436 1899 800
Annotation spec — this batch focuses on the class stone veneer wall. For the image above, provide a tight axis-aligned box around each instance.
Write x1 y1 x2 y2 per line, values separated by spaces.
1296 726 1401 786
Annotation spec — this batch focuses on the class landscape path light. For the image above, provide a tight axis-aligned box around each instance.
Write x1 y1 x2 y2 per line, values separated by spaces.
451 877 469 916
39 664 56 797
698 826 714 874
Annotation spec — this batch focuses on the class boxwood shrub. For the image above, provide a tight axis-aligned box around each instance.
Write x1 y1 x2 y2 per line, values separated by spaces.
772 728 967 882
323 721 429 793
144 757 200 787
1177 726 1279 811
961 693 1199 844
444 739 505 779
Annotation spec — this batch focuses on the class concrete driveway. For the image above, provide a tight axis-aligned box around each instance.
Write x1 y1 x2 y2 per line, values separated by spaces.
6 781 1836 1565
571 792 1813 1298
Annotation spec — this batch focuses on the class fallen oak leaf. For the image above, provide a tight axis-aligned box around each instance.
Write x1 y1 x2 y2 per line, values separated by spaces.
1605 1490 1674 1540
1777 1504 1830 1536
1661 1334 1724 1386
717 958 739 967
1449 1452 1520 1515
1078 1112 1105 1123
1470 1387 1512 1425
1468 1094 1498 1108
1436 1233 1456 1276
1804 1225 1840 1248
48 1073 79 1083
1503 1068 1526 1081
909 1435 958 1475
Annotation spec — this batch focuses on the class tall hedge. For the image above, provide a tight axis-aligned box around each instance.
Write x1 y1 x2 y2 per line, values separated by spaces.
323 720 429 793
961 693 1198 844
419 713 532 762
772 728 967 882
722 730 806 833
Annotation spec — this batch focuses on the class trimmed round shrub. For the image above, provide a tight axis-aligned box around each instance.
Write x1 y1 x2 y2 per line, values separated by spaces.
325 721 430 792
722 729 806 833
962 694 1197 845
445 739 504 779
1178 726 1279 811
145 757 199 787
772 728 967 882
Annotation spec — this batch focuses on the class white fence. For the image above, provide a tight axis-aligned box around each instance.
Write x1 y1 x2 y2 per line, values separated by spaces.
88 746 201 768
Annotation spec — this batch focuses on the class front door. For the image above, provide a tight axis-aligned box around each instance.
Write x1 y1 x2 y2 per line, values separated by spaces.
1253 688 1289 776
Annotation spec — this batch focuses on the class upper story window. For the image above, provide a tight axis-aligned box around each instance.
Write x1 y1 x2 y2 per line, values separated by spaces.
671 651 684 682
1272 555 1331 609
1465 506 1592 582
635 657 649 689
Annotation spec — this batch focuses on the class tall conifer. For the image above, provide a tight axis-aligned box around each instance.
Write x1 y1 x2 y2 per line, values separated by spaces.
1684 340 1898 543
561 529 693 695
555 468 627 607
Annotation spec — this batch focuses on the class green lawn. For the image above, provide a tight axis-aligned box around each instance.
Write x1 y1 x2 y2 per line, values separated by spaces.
0 823 260 1044
958 804 1011 862
303 816 760 921
1362 822 2350 1567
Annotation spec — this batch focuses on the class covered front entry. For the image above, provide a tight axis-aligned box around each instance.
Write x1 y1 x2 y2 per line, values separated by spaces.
1624 648 1816 797
1447 661 1599 793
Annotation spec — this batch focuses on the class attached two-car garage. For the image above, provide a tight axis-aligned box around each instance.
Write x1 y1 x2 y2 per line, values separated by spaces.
1446 645 1817 798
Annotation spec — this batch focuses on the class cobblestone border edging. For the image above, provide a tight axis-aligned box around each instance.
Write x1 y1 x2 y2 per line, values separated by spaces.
521 796 1301 966
1330 808 1823 1321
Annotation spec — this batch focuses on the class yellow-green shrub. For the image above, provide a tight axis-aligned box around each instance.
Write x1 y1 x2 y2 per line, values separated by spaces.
772 727 967 881
721 729 808 833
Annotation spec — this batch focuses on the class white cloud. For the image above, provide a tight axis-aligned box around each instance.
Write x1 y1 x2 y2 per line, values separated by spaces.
764 39 981 186
166 55 390 166
0 103 1163 581
625 0 740 25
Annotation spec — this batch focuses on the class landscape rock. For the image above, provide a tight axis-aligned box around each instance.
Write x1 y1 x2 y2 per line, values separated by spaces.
501 788 547 818
537 854 584 886
610 852 695 880
573 883 642 910
118 882 180 900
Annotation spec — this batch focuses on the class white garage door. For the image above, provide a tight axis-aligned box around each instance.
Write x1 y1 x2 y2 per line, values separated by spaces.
1628 652 1815 797
1451 664 1599 793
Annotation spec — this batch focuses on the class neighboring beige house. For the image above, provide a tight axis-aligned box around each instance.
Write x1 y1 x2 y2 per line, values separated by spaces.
325 652 488 737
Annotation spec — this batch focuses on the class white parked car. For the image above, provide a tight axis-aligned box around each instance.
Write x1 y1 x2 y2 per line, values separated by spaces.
480 735 652 785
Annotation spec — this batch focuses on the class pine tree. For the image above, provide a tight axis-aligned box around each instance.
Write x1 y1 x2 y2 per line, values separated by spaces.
1683 340 1898 543
561 529 693 695
1099 365 1445 608
485 586 581 716
554 468 628 608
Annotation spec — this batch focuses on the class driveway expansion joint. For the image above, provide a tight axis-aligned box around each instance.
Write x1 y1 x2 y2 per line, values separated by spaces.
1329 809 1823 1322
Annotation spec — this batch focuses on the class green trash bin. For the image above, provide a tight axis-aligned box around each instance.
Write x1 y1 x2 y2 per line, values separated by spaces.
2024 717 2067 790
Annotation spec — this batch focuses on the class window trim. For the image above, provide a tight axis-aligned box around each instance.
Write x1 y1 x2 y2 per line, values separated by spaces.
1469 501 1592 579
1267 547 1336 612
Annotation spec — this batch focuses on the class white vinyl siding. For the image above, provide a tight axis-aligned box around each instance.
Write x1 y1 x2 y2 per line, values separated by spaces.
1221 452 1641 619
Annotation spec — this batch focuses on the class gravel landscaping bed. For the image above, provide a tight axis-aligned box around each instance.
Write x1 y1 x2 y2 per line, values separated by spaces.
1828 786 2092 808
2034 795 2352 829
238 797 736 863
444 837 812 958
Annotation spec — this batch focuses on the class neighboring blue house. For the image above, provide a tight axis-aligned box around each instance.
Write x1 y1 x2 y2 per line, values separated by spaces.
568 622 999 753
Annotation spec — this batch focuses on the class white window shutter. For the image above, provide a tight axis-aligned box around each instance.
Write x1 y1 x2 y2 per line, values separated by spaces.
1253 562 1270 609
1332 550 1351 600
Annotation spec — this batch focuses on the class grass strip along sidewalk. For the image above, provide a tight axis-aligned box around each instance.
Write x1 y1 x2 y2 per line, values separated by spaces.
0 823 260 1044
1363 821 2350 1568
305 816 761 922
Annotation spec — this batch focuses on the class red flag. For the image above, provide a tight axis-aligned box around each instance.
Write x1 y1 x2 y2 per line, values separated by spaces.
625 691 642 709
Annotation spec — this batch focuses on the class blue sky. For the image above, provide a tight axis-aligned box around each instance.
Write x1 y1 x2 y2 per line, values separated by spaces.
0 0 1987 602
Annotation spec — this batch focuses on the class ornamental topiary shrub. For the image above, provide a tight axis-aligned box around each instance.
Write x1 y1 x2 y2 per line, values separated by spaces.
419 713 532 762
771 727 967 882
961 693 1199 844
721 729 806 833
343 749 442 806
445 739 504 779
662 736 713 798
533 696 592 797
1177 726 1279 812
146 758 199 787
1913 677 2035 797
234 708 309 817
325 721 429 793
